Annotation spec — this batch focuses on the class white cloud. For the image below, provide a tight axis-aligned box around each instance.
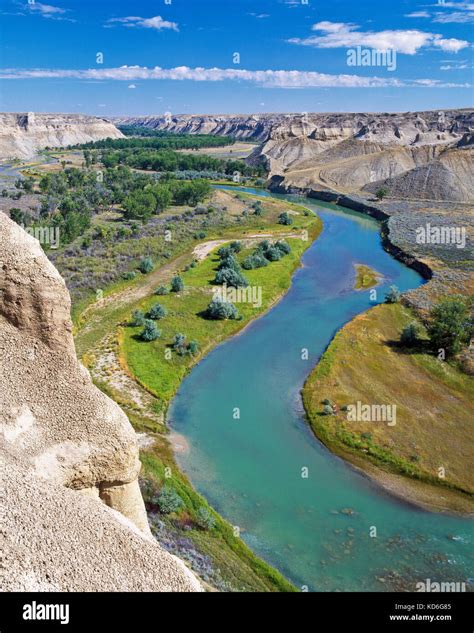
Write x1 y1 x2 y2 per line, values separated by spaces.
288 21 469 54
106 15 178 31
406 3 474 24
28 3 66 15
22 2 75 21
128 84 136 89
0 64 470 88
405 11 430 18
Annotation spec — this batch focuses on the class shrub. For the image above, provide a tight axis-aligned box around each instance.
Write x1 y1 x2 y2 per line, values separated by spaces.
229 241 242 253
242 254 268 270
148 303 167 320
140 320 161 341
156 485 183 514
275 240 291 255
139 257 154 274
173 333 188 355
155 285 169 295
194 231 207 239
205 298 239 320
400 322 421 347
196 506 216 530
278 212 293 226
375 187 389 201
263 246 282 262
170 275 184 292
427 295 472 357
217 254 240 272
384 285 401 304
322 404 333 415
214 267 248 288
217 245 232 259
122 271 136 280
188 340 199 355
131 310 146 326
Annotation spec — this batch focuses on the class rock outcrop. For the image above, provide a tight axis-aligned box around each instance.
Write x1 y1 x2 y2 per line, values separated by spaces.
0 112 123 159
0 213 201 592
117 109 474 203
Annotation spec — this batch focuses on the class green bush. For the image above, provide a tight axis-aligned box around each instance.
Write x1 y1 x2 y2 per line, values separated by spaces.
427 295 473 357
140 320 161 341
131 309 146 326
196 506 216 530
275 240 291 255
205 298 239 320
214 267 248 288
148 303 167 320
242 254 269 270
156 485 183 514
139 257 154 274
155 285 169 295
188 340 199 355
278 212 293 226
170 275 184 292
217 254 240 272
400 322 421 347
122 271 136 280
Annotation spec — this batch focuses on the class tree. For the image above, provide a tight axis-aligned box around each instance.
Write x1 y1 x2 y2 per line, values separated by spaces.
400 322 421 347
375 187 389 201
140 320 161 341
427 296 472 358
214 267 248 288
205 298 239 320
139 257 154 274
151 184 173 212
123 191 156 221
148 303 167 320
385 285 401 304
278 212 293 226
170 275 184 292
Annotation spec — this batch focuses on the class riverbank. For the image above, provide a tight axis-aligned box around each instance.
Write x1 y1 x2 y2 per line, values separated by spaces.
302 302 474 516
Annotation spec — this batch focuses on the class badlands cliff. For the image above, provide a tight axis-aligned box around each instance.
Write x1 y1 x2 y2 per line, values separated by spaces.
0 112 123 159
116 110 474 203
0 213 201 592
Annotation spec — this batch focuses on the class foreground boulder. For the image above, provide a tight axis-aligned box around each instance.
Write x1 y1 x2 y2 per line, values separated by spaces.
0 213 201 591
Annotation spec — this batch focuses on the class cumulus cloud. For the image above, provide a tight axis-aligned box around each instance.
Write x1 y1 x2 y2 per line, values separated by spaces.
288 21 469 54
106 15 178 31
0 64 470 88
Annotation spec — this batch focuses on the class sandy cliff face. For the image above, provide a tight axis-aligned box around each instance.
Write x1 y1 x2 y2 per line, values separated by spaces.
119 110 473 202
0 213 201 592
0 112 124 159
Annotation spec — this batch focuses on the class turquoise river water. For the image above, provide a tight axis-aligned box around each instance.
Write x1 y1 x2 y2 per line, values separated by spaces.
169 187 473 591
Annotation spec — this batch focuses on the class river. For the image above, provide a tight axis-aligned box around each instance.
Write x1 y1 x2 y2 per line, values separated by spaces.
168 187 473 591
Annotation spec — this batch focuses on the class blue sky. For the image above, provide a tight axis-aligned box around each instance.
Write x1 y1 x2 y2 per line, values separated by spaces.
0 0 472 114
